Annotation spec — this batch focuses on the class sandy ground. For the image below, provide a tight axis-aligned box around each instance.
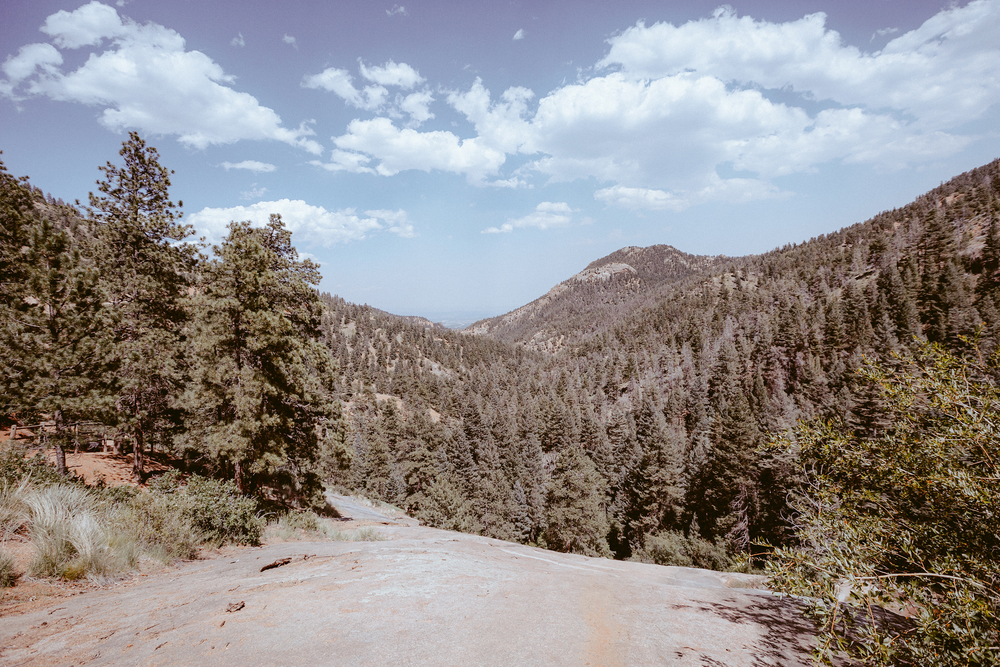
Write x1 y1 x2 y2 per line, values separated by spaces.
0 498 818 667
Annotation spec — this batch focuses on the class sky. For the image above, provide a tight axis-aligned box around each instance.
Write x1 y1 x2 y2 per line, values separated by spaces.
2 1 1000 327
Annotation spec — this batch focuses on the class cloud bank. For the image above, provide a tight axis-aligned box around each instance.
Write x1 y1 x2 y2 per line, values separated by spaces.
306 0 1000 212
1 1 321 153
186 200 416 246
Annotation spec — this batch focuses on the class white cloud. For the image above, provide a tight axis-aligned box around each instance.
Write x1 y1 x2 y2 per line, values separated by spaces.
386 5 407 17
359 59 424 89
513 29 525 41
41 1 124 49
595 176 786 212
433 1 1000 209
240 185 267 200
302 67 388 111
2 43 62 95
598 2 1000 128
186 199 414 246
2 3 321 154
231 32 245 47
282 34 297 48
333 117 505 182
365 208 416 237
483 201 573 234
398 90 434 124
308 150 376 174
221 160 276 173
447 78 533 153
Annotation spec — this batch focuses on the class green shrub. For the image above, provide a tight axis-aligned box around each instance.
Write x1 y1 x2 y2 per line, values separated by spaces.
0 445 64 487
631 530 733 571
114 491 201 562
278 510 321 533
0 549 18 587
179 476 263 546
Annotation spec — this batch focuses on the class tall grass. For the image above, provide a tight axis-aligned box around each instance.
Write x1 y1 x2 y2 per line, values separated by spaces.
0 468 266 584
25 484 136 580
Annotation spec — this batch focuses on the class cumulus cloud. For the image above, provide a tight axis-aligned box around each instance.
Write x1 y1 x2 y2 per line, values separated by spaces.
597 2 1000 128
231 32 245 47
303 60 428 120
513 29 525 41
398 90 435 124
186 199 415 246
41 1 124 48
308 150 376 175
436 1 1000 208
359 59 424 89
386 5 407 17
282 34 297 48
332 117 505 182
303 67 388 111
1 2 322 154
483 201 573 234
221 160 276 173
364 208 415 237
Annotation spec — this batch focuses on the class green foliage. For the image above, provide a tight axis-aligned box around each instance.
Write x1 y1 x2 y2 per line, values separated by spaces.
89 132 197 480
181 215 336 495
766 343 999 666
631 530 732 571
545 445 611 558
177 475 264 547
0 446 66 487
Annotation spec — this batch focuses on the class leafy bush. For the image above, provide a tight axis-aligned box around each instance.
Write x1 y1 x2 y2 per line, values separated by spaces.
766 343 1000 666
179 475 263 546
114 491 201 562
0 445 64 487
631 530 732 571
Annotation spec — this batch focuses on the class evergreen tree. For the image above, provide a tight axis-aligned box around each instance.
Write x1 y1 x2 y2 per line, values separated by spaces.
89 133 197 480
545 444 611 557
182 215 335 497
0 214 112 472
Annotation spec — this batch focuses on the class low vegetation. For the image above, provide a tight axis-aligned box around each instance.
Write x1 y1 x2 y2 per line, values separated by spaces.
766 343 999 666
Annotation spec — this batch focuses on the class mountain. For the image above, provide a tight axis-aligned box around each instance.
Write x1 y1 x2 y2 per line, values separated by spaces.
466 244 723 352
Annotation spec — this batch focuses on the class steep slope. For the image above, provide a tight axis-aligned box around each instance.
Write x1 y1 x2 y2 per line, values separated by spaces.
466 245 722 351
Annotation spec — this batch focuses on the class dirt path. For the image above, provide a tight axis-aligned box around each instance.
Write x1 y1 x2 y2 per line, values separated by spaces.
0 522 817 666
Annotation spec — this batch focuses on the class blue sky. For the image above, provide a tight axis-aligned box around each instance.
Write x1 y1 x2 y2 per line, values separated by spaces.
3 1 1000 326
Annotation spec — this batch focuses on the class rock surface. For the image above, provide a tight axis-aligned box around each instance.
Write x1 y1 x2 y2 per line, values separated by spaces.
0 500 818 666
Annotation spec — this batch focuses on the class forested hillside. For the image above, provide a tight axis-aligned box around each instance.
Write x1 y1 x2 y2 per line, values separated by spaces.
3 134 998 569
327 157 1000 562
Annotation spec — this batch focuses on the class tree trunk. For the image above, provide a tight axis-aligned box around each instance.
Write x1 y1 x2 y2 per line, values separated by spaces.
132 428 144 483
53 409 67 476
235 460 246 494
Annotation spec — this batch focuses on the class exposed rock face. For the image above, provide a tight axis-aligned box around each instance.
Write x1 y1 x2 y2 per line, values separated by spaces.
1 507 818 667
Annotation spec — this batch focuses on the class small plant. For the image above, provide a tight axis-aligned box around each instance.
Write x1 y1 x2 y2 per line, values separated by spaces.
0 549 18 587
0 445 64 487
278 510 321 533
351 526 385 542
